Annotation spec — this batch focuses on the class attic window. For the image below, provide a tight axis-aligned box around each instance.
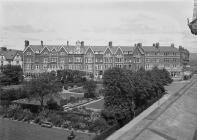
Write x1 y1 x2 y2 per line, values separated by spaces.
44 52 48 55
35 50 40 53
27 52 31 55
60 52 65 56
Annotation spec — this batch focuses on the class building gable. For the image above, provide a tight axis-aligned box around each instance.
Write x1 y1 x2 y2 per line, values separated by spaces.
24 47 34 55
41 47 50 55
104 47 113 56
59 46 68 54
85 47 94 55
133 46 144 56
115 47 123 56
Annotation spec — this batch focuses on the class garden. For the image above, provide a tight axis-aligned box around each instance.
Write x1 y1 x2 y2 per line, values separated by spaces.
0 104 110 134
0 66 174 140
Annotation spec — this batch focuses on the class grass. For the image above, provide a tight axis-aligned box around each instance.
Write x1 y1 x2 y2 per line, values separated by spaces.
69 87 84 93
84 99 104 110
0 118 95 140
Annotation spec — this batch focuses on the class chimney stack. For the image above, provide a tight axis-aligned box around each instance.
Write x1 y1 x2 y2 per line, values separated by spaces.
67 41 69 46
81 41 84 46
171 43 174 47
108 41 112 47
137 43 142 47
24 40 29 48
155 42 159 49
41 40 43 46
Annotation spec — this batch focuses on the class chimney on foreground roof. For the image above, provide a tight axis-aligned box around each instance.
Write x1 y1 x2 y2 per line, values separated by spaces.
67 41 69 46
171 43 174 48
24 40 29 48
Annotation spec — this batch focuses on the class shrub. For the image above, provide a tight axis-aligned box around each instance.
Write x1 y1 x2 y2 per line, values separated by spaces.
47 98 60 110
60 99 68 106
0 106 7 116
88 118 109 133
47 112 64 127
23 109 34 122
6 104 22 118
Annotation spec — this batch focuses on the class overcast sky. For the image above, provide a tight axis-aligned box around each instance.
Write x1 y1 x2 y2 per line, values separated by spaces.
0 0 196 52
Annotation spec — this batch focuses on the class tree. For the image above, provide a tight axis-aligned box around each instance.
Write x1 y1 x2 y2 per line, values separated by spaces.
83 80 97 98
0 65 23 85
103 67 135 125
26 72 62 110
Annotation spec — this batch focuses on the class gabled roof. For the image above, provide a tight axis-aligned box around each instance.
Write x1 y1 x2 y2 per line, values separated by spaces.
142 46 159 52
120 46 134 52
91 46 107 52
159 46 179 52
28 45 43 53
0 49 22 60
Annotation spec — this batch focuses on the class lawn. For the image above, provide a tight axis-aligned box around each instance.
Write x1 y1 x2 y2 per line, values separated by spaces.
0 118 95 140
69 87 84 93
84 99 104 110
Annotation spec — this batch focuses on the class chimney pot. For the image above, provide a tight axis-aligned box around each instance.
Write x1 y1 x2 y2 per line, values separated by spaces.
81 41 84 46
108 41 112 47
171 43 174 47
41 40 43 46
24 40 29 48
137 43 142 47
67 41 69 46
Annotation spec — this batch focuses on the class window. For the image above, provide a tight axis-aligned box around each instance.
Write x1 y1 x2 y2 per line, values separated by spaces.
27 52 31 55
35 65 39 69
44 58 48 63
146 58 150 62
60 52 65 56
43 64 47 69
51 57 57 62
135 58 140 63
145 64 150 69
16 61 19 64
75 57 82 63
25 64 31 70
60 58 64 63
44 52 48 55
69 58 72 63
85 58 93 63
1 61 3 66
145 53 150 56
27 58 31 63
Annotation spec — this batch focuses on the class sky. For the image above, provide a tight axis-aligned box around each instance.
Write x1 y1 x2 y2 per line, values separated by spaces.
0 0 197 52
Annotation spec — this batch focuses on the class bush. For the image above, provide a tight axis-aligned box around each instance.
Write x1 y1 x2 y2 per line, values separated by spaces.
47 98 60 110
0 88 28 101
6 104 22 118
0 106 7 116
23 109 34 122
88 118 109 133
60 99 68 106
47 112 64 127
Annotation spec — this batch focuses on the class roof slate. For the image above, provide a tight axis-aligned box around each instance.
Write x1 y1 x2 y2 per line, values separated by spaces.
0 49 23 60
26 44 180 54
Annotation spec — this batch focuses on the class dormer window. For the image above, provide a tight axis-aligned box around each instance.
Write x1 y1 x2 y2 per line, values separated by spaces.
27 52 31 55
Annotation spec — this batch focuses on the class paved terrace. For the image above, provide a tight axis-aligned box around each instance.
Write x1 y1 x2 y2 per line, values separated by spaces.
107 75 197 140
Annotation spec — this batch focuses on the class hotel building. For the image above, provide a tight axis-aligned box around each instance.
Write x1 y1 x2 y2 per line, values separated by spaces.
23 40 189 80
